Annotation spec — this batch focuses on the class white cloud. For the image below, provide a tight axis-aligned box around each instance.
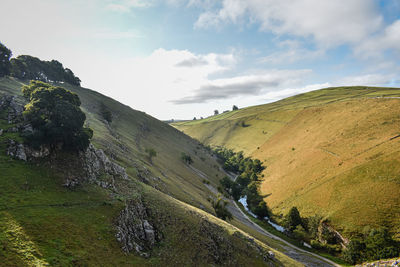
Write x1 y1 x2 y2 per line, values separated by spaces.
172 69 312 104
260 40 325 64
355 20 400 59
92 28 144 39
195 0 382 47
105 0 154 12
334 74 394 87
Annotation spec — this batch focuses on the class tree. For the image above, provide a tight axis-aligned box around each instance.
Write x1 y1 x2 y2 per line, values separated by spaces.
10 55 81 86
214 109 219 115
209 195 233 221
181 152 193 164
23 81 92 151
285 207 303 231
0 42 12 77
253 201 269 219
232 105 238 111
22 80 51 99
193 117 196 120
145 148 157 164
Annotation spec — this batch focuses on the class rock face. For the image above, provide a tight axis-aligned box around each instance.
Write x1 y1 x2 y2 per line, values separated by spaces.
7 139 27 161
6 139 51 161
80 144 128 189
115 198 160 257
1 96 24 124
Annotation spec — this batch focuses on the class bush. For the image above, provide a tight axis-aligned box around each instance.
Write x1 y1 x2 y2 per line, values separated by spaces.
181 152 193 164
209 195 232 221
285 207 303 231
145 148 157 163
293 225 307 241
253 201 269 219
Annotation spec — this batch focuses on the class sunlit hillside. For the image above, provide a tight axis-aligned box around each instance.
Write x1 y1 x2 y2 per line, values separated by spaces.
173 86 400 239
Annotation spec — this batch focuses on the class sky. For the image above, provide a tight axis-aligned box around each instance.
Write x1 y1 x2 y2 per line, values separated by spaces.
1 0 400 120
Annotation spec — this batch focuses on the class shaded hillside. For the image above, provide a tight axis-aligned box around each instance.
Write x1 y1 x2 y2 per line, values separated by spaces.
173 86 400 239
0 77 300 266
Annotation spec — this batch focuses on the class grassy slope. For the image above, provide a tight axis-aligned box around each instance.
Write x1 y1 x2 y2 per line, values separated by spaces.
0 77 299 266
173 86 400 239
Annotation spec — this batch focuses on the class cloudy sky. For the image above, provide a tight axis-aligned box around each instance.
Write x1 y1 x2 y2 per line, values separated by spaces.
1 0 400 120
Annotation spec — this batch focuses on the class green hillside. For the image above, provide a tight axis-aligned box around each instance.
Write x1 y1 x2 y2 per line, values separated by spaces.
0 77 301 266
173 86 400 240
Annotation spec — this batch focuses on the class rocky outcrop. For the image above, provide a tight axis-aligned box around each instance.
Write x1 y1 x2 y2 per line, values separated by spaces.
115 198 160 257
7 140 27 161
318 221 349 248
6 140 50 161
80 144 128 189
0 95 24 124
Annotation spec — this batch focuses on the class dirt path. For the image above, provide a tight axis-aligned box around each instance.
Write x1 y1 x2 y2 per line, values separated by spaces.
188 165 340 267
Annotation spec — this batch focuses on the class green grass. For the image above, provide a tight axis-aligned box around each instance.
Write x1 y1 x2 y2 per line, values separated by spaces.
0 77 300 266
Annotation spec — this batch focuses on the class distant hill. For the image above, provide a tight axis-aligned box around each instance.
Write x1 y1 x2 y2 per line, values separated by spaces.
173 86 400 241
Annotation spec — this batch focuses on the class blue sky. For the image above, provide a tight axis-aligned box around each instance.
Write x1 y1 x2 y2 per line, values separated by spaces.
1 0 400 120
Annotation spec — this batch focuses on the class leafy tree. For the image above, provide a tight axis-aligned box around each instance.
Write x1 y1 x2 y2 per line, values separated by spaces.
285 207 303 231
22 80 51 99
10 55 81 85
0 42 12 77
193 117 196 120
181 152 193 164
214 109 219 115
253 200 269 218
23 81 92 151
220 176 233 191
342 238 365 264
232 105 238 111
209 195 233 221
145 148 157 164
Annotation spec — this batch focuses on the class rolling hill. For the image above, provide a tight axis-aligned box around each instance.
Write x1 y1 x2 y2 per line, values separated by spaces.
173 86 400 240
0 76 303 266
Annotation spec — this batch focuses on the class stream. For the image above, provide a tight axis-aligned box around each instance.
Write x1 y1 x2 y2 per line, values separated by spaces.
238 195 312 249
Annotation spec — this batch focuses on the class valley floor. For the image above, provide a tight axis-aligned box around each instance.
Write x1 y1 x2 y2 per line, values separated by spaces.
189 165 340 267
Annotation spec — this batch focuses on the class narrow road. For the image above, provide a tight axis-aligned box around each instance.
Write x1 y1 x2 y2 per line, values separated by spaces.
188 165 340 267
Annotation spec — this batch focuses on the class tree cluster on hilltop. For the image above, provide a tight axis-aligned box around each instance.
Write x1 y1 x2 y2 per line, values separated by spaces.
0 42 81 85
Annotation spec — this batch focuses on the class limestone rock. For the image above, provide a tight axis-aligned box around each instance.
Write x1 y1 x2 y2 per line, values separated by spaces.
80 144 129 189
7 96 24 124
115 199 160 257
7 140 27 161
25 145 51 158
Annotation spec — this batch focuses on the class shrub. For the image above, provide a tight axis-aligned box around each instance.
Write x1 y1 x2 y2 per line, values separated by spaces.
181 152 193 164
145 148 157 163
285 207 303 231
253 201 269 219
209 195 233 221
